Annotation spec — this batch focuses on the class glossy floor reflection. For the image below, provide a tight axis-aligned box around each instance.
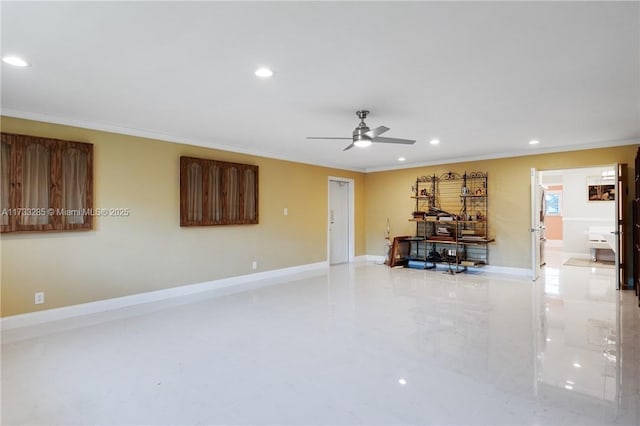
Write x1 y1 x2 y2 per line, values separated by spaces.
2 255 639 425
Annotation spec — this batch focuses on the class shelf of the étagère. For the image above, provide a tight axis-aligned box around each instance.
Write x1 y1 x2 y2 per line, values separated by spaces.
409 218 487 223
425 238 456 244
458 237 495 244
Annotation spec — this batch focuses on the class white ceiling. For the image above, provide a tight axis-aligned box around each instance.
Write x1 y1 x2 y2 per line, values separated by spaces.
1 1 638 172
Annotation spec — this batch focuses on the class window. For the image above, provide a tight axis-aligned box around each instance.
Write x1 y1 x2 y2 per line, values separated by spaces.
180 156 258 226
0 133 93 233
544 190 562 216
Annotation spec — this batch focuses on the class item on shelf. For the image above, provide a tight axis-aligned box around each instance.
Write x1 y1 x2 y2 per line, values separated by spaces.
441 248 457 262
412 211 426 219
460 235 486 241
436 227 450 235
427 250 441 261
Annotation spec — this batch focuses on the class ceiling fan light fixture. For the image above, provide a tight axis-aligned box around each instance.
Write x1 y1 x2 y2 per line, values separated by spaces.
354 139 372 148
352 127 373 147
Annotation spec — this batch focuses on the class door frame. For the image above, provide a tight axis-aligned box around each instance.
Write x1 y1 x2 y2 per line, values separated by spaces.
531 168 542 281
327 176 355 264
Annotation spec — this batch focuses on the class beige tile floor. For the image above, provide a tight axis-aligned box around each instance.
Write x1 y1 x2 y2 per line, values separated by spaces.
2 249 639 425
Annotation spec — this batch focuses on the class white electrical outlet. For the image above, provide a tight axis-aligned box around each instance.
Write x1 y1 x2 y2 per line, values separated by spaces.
283 207 288 216
34 292 45 305
252 261 258 270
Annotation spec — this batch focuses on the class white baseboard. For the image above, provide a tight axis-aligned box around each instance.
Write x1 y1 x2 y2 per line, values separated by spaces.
363 255 386 263
1 261 329 331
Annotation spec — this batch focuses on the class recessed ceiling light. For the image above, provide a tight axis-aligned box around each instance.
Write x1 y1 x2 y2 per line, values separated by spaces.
564 384 573 390
398 157 406 162
398 378 407 385
2 56 30 67
429 139 440 145
529 140 540 145
573 362 581 368
255 67 273 78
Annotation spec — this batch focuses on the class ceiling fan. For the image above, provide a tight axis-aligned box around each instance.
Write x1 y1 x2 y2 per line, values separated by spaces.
307 110 416 151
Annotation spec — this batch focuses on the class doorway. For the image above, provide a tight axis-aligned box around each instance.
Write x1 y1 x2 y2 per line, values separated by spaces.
328 177 354 265
531 165 622 288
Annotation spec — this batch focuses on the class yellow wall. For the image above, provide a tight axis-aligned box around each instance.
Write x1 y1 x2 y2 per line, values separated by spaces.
0 117 366 317
365 145 637 276
1 116 637 317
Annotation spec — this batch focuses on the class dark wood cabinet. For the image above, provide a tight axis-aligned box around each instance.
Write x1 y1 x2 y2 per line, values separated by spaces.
0 133 93 233
634 147 640 306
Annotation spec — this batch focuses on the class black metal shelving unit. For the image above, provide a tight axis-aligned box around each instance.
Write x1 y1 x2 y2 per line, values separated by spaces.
407 171 493 273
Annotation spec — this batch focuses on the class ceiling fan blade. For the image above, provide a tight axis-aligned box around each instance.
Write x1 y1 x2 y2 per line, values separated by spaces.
365 126 390 139
372 136 416 145
343 143 355 151
306 137 352 140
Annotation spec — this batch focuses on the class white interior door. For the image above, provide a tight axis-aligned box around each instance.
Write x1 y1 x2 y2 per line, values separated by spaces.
329 180 349 264
531 168 542 281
